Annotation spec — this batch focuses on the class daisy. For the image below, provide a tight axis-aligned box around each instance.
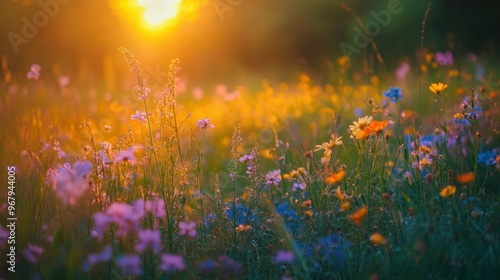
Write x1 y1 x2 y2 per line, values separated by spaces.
315 134 343 157
349 116 373 138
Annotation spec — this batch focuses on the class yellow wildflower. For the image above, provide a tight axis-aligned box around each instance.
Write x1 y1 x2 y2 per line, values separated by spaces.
429 83 448 95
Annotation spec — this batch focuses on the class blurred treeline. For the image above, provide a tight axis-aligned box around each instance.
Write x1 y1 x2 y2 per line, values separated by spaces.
0 0 499 87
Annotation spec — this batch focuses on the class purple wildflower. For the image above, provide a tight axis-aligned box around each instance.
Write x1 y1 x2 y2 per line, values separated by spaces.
45 160 92 205
435 51 454 66
84 246 112 271
265 169 282 186
160 254 185 272
396 62 410 81
116 255 142 275
196 118 215 130
114 147 137 165
135 230 161 253
131 111 147 122
24 244 44 264
274 250 295 264
179 221 197 238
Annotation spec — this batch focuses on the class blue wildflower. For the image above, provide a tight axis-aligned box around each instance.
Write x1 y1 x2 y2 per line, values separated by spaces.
276 201 299 231
224 203 258 225
383 87 402 103
420 134 443 147
477 149 499 166
204 213 217 227
315 234 350 270
354 107 363 117
475 64 484 80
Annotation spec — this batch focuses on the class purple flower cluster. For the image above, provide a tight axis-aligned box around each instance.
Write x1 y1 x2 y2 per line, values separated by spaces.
196 118 215 130
265 169 282 186
239 150 258 179
45 160 93 205
91 198 165 240
435 51 454 66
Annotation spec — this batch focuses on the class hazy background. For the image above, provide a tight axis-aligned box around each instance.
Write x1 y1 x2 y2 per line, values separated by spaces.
1 0 499 89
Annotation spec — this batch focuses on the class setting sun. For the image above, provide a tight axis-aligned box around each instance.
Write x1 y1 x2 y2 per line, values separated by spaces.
137 0 182 26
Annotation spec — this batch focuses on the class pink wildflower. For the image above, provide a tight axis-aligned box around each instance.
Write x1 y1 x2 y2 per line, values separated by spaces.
106 202 141 237
196 118 215 130
59 75 70 88
147 198 166 218
179 221 197 238
45 160 92 205
27 64 41 80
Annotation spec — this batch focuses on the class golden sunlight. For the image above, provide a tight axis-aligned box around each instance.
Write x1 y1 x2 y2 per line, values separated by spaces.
137 0 182 26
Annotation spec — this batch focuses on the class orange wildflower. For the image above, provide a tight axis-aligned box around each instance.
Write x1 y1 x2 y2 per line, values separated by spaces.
456 88 466 95
440 185 456 198
369 232 387 245
335 186 345 200
337 55 349 67
456 172 474 184
448 70 459 77
235 224 252 233
305 210 313 218
362 120 389 138
326 169 346 185
340 202 350 211
349 205 368 226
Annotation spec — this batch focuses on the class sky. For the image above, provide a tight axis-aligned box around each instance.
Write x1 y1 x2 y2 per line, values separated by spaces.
1 0 499 86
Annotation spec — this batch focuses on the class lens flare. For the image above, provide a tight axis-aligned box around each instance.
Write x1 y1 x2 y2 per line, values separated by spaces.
137 0 182 25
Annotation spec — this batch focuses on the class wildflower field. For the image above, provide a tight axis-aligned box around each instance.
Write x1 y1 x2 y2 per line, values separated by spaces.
1 1 500 280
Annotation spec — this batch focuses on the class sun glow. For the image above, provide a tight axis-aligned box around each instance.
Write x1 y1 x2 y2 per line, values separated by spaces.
137 0 182 26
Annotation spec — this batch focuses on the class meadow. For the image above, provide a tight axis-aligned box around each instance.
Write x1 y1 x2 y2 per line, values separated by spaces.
1 43 500 279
